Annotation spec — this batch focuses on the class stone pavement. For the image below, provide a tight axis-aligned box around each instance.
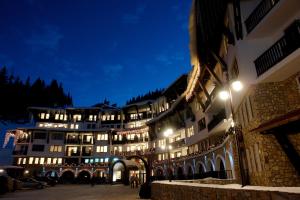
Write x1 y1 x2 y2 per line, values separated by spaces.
0 184 142 200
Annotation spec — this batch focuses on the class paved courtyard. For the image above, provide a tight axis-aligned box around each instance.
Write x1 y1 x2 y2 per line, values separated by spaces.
1 184 142 200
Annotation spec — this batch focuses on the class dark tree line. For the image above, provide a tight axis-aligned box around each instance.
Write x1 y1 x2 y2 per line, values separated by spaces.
126 88 164 105
0 66 73 121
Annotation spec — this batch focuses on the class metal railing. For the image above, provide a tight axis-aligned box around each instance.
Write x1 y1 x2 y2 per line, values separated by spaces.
254 20 300 76
245 0 280 33
207 109 226 131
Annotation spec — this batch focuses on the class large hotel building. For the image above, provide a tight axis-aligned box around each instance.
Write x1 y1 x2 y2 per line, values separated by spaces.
4 0 300 186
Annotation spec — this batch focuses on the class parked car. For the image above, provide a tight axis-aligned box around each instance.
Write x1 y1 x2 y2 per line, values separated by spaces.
19 178 47 189
35 176 58 186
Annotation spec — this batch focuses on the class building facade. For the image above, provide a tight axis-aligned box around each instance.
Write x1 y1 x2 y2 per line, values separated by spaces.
4 0 300 187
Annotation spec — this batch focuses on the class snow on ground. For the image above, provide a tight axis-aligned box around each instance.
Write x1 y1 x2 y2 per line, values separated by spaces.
153 180 300 194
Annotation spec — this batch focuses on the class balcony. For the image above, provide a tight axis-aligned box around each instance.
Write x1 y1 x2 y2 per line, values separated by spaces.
254 20 300 78
65 139 81 144
245 0 298 38
170 138 185 149
66 151 81 156
207 109 226 132
13 150 28 155
245 0 280 33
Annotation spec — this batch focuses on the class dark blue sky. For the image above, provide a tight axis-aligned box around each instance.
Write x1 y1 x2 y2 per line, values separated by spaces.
0 0 191 106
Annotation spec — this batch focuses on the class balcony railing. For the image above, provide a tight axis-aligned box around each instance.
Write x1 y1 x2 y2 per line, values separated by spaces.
66 151 81 156
254 20 300 77
13 150 28 155
245 0 280 33
170 138 185 149
207 109 226 131
65 139 81 144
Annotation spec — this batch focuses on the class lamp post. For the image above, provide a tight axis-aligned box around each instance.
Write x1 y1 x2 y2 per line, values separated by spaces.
218 80 248 186
162 128 173 182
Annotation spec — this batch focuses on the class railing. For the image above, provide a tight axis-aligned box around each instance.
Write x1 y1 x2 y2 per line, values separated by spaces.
13 150 28 155
208 109 226 131
65 139 81 144
112 138 148 145
254 20 300 76
170 138 185 148
245 0 280 33
82 152 92 156
66 151 81 156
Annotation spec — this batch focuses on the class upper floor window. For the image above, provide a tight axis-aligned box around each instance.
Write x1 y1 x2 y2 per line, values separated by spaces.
73 114 82 121
89 115 97 121
50 145 62 152
32 144 44 152
34 132 46 139
187 126 194 137
97 134 108 141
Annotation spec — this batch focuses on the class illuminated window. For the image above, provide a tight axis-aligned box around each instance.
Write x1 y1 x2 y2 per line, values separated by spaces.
55 114 59 120
52 158 57 164
118 146 122 152
105 158 109 162
111 115 115 120
22 158 27 165
59 114 64 120
34 157 39 164
45 113 50 119
102 115 106 121
58 158 62 164
95 158 99 163
73 114 82 121
75 124 79 129
64 114 67 121
40 157 45 164
118 135 122 141
117 115 121 120
50 145 63 152
40 113 45 119
96 146 108 153
187 126 194 137
70 124 74 129
29 157 34 164
107 115 110 120
18 158 22 165
97 134 108 141
100 158 104 163
47 158 51 164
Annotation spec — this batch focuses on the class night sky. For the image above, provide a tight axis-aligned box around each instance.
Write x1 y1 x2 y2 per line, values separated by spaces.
0 0 191 106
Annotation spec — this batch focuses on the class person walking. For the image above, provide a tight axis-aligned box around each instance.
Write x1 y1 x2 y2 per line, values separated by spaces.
130 175 135 188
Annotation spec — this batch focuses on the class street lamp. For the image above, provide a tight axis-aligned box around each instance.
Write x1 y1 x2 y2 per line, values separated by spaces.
218 80 248 186
162 128 173 182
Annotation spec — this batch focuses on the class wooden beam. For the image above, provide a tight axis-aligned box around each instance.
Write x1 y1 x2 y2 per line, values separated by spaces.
204 64 223 86
197 79 211 103
193 91 206 111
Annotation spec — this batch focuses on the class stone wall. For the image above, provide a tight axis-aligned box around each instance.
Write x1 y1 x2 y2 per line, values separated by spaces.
151 181 300 200
236 71 300 186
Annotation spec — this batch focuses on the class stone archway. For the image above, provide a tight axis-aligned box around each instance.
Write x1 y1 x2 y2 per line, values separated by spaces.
110 160 128 185
216 155 226 179
60 170 75 184
126 155 150 184
77 170 91 184
225 151 235 179
176 166 184 180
